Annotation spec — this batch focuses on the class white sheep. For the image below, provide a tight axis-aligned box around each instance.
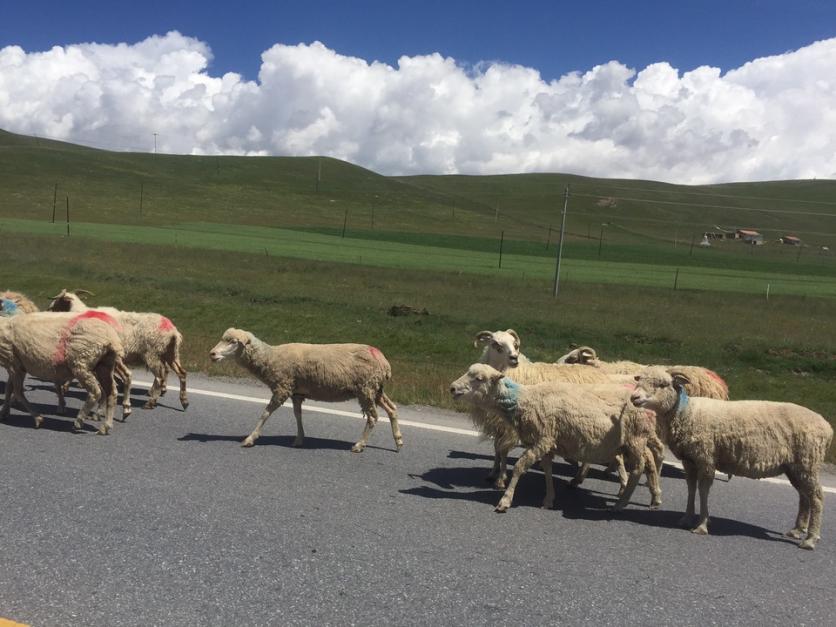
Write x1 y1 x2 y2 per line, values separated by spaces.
47 289 189 413
209 328 403 453
630 366 833 550
450 363 660 512
557 346 729 400
473 329 661 499
0 311 124 434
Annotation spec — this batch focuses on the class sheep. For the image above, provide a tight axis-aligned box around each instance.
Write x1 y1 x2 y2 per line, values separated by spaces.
450 363 660 512
557 346 729 400
209 328 403 453
473 329 661 497
47 289 189 413
630 366 833 550
1 291 40 316
0 311 124 434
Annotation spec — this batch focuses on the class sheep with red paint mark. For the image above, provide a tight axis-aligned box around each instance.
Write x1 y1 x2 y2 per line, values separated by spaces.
450 363 660 512
556 346 729 400
0 311 124 433
471 329 660 502
47 289 188 413
209 328 403 453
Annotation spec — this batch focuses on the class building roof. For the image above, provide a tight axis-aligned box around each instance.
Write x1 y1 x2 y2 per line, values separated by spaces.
737 229 761 236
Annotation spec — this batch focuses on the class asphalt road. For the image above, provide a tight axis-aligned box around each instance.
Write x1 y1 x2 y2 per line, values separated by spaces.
1 372 834 626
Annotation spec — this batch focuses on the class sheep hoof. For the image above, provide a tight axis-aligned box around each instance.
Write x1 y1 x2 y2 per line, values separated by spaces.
691 524 709 535
181 400 189 410
293 438 304 448
786 528 806 539
142 401 155 410
97 425 110 436
568 479 581 489
541 500 555 510
351 443 365 453
649 498 662 510
798 537 818 550
494 501 510 513
395 438 404 450
34 415 44 429
241 437 255 448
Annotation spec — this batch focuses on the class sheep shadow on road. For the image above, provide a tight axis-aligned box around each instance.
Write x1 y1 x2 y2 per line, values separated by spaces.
403 449 798 545
177 431 393 453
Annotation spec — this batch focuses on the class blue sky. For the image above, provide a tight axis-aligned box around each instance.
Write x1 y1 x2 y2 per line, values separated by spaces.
1 1 835 182
4 0 834 81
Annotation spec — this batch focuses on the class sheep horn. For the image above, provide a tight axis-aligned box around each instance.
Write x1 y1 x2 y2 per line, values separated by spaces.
473 330 494 347
505 329 520 348
669 370 691 388
75 289 95 297
48 289 69 300
578 347 598 363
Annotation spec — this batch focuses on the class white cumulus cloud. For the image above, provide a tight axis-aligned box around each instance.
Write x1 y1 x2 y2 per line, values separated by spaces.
1 31 835 183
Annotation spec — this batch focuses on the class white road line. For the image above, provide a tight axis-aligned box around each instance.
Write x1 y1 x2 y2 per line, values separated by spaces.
134 379 836 494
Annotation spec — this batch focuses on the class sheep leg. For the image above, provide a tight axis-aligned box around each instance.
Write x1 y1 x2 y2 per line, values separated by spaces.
541 453 556 509
613 454 629 494
169 359 189 410
352 396 380 453
495 440 553 513
1 370 13 419
796 471 823 550
612 448 645 511
487 439 508 489
95 365 116 435
142 355 167 409
377 391 403 451
679 460 698 528
569 463 590 488
242 392 287 447
115 359 132 419
691 474 714 535
648 434 665 481
55 382 67 415
784 467 810 539
73 370 102 431
291 395 305 447
641 447 662 509
10 371 44 428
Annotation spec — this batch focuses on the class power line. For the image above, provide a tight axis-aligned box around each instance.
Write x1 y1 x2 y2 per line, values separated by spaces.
571 183 836 207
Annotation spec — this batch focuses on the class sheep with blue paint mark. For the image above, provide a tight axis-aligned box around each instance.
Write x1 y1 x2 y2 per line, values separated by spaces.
630 366 832 550
1 291 39 316
450 363 660 513
473 329 661 499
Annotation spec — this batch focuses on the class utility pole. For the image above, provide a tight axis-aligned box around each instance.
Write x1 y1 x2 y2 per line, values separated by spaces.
65 195 70 237
552 185 570 298
51 183 57 223
498 230 505 268
153 132 158 155
316 158 321 192
139 181 144 217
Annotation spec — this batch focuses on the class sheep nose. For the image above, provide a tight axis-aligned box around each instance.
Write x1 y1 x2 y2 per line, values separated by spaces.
509 356 519 366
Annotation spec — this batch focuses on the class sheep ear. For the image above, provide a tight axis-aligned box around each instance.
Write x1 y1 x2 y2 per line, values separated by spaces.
490 371 505 383
669 371 691 389
505 329 520 348
473 330 494 348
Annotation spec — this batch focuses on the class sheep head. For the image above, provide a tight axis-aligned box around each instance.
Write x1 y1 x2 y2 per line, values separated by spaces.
47 289 89 312
556 346 598 364
474 328 522 370
209 328 252 362
630 367 689 413
450 363 505 403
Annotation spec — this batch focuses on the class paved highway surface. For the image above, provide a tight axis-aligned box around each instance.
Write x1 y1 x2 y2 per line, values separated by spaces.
1 373 834 626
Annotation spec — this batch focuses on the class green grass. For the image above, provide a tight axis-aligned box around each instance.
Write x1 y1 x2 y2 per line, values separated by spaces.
1 232 834 460
2 217 835 298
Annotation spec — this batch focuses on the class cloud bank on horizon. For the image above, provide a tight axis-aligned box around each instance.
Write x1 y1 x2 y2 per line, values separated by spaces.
1 31 834 184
